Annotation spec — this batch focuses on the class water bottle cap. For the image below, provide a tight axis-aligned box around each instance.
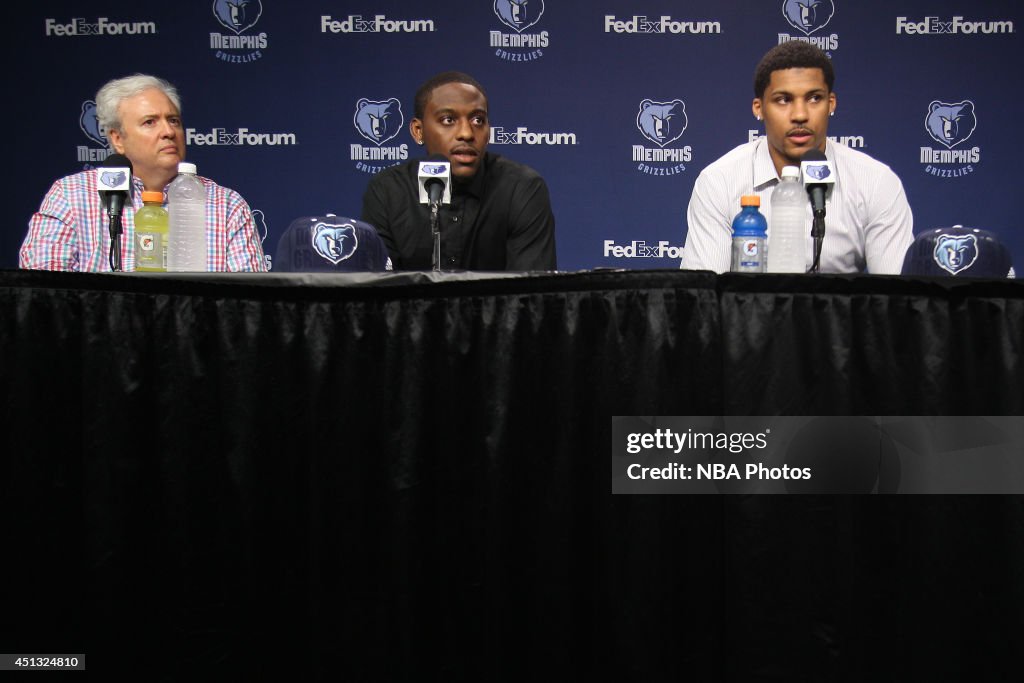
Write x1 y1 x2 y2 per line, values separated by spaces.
781 166 800 179
740 195 761 207
177 162 197 175
141 191 164 203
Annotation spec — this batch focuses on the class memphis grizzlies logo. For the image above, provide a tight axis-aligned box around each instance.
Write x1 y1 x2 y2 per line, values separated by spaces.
805 163 831 180
494 0 545 33
80 101 106 146
99 171 126 188
353 99 404 146
312 222 358 264
782 0 835 35
925 100 977 149
636 100 687 148
213 0 263 35
933 233 979 275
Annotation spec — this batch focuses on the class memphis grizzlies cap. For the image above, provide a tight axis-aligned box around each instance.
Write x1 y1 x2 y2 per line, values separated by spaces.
273 215 393 272
901 226 1015 279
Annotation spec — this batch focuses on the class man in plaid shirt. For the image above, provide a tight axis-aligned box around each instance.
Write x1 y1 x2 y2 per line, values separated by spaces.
20 74 266 272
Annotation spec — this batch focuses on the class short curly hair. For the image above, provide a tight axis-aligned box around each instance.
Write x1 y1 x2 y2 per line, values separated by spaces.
753 42 834 98
413 71 487 119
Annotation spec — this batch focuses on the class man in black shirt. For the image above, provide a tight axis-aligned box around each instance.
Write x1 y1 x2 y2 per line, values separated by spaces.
361 71 557 271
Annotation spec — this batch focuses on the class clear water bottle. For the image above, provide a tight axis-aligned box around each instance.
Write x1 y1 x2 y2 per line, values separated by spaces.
767 165 806 273
730 195 767 273
133 191 168 272
167 162 208 272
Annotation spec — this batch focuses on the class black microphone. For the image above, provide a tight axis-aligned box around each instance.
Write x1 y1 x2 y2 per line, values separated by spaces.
799 148 834 220
417 154 451 207
97 153 134 220
417 155 451 271
97 153 133 271
800 149 834 273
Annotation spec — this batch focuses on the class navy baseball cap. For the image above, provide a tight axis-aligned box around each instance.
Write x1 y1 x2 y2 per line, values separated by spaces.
273 215 392 272
901 226 1015 279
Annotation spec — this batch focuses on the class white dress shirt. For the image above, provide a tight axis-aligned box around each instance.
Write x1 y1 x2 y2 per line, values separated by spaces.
682 138 914 274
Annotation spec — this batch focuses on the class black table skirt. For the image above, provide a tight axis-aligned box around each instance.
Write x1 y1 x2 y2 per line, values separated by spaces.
2 269 1022 680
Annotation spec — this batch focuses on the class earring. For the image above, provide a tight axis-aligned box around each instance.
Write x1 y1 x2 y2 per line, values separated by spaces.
756 116 762 121
416 139 424 145
829 111 834 117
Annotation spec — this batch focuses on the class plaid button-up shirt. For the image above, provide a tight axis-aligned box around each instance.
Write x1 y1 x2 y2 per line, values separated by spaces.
20 169 266 272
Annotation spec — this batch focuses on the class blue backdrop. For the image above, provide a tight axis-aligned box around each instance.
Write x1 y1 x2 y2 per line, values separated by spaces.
6 1 1021 271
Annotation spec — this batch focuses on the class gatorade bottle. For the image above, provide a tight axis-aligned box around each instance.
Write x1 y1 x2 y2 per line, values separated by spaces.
134 191 168 272
767 166 807 273
167 162 208 271
730 195 767 273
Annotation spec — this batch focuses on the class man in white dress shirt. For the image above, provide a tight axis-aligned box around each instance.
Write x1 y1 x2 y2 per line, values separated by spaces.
682 42 913 274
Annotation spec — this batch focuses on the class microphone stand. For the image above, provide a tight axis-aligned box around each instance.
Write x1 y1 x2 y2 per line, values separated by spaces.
106 201 124 272
809 212 825 273
429 201 441 272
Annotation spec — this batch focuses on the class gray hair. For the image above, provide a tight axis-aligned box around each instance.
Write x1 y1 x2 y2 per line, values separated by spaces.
95 74 181 147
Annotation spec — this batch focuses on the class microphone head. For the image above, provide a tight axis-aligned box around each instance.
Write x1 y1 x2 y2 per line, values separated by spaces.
417 154 451 205
800 148 834 186
800 148 827 164
101 153 134 171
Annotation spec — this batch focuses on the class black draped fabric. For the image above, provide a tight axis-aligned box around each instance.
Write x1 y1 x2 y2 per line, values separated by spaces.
1 269 1022 680
719 273 1024 415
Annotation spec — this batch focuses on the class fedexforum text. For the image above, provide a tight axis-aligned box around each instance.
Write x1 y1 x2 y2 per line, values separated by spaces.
626 428 769 454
